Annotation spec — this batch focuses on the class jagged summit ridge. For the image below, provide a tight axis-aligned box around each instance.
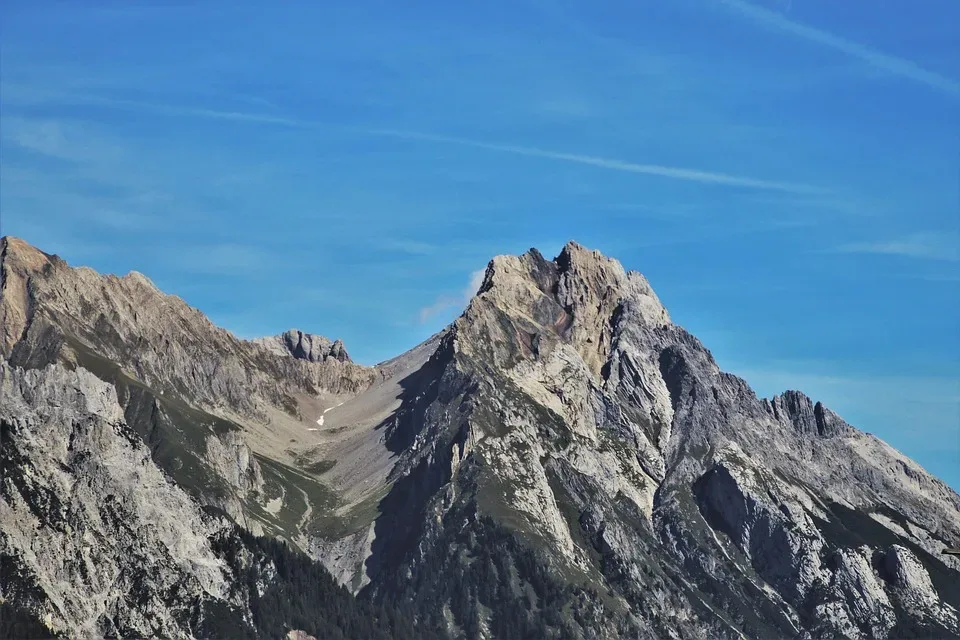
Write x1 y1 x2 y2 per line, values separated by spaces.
766 389 853 438
253 329 351 363
0 236 375 414
466 241 670 373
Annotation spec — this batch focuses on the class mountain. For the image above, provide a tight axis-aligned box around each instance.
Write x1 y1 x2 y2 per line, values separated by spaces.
2 235 958 639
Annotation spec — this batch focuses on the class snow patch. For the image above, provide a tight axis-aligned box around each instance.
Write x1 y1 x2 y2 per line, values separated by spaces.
323 402 344 414
265 496 283 515
315 402 344 426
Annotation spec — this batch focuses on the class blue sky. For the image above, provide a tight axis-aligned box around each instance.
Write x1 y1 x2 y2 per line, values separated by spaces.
2 0 958 487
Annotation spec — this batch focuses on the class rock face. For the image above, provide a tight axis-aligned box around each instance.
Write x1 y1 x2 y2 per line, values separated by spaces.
0 362 440 640
253 329 352 364
0 362 236 639
2 236 959 640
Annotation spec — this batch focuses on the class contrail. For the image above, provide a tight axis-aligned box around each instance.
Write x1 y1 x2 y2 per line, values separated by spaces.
369 128 827 194
76 95 308 126
719 0 960 97
18 91 827 193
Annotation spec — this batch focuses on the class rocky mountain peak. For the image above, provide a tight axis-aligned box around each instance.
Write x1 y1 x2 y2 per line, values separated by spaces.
252 329 352 363
767 389 853 438
1 235 54 273
120 270 160 291
1 236 54 356
460 241 669 378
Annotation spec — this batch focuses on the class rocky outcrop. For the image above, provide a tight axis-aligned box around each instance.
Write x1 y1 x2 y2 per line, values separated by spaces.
204 430 265 497
0 237 47 355
253 329 351 364
767 390 852 438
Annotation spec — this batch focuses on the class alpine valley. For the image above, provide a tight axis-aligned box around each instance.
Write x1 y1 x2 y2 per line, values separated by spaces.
1 235 958 640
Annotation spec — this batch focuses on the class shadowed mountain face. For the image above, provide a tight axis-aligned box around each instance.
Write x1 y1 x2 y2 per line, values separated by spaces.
2 235 958 640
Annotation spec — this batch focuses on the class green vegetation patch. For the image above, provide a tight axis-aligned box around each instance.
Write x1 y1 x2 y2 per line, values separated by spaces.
62 336 243 503
311 483 392 540
249 454 339 539
291 452 337 476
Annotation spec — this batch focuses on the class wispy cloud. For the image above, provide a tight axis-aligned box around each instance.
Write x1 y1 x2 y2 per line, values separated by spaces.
370 129 827 194
467 268 487 297
3 87 826 195
2 116 122 162
419 267 487 323
833 232 960 262
84 95 308 126
4 118 73 159
171 244 268 275
0 85 308 128
374 239 440 256
719 0 960 98
417 297 460 323
82 207 160 231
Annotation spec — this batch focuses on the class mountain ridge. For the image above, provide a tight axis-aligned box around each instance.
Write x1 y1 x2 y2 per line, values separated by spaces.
2 235 958 639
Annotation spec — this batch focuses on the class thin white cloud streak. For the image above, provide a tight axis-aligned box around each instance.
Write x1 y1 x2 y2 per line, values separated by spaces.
719 0 960 98
0 86 307 127
418 296 460 323
81 96 307 126
369 128 827 194
2 116 123 163
3 87 827 194
419 267 488 323
833 232 960 262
